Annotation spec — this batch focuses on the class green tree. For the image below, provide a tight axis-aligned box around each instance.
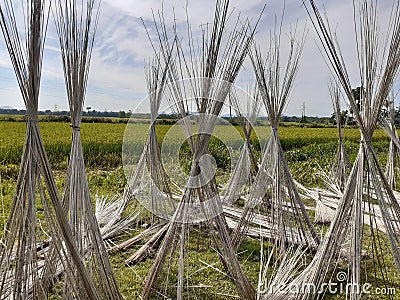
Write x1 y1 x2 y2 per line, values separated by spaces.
118 110 126 118
350 86 363 115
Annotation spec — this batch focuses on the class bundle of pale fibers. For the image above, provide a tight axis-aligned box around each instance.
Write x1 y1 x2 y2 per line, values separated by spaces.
52 0 122 298
0 0 101 298
132 1 261 299
329 82 351 192
380 93 400 190
270 1 400 298
313 82 351 224
231 16 319 256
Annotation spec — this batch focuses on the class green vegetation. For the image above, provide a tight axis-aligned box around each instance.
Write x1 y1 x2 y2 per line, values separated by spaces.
0 121 389 171
0 121 399 299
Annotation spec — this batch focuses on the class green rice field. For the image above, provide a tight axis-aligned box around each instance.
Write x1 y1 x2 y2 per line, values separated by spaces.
0 121 390 168
0 120 399 299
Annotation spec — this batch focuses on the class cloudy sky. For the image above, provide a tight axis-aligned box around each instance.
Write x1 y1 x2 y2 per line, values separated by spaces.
0 0 397 116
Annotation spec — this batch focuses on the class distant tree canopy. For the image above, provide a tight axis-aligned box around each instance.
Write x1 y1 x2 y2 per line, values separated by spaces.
329 109 352 126
329 86 363 126
330 86 400 126
351 86 363 114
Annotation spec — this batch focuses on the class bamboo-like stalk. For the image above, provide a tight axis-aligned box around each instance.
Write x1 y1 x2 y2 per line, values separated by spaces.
312 82 352 224
329 81 351 192
51 1 122 298
0 1 100 298
381 93 400 190
269 1 400 298
222 85 261 205
232 13 319 261
136 1 262 299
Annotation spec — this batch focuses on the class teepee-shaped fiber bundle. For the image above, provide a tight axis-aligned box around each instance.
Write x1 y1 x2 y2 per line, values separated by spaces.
329 82 351 191
222 85 261 205
52 0 122 298
313 82 351 224
0 0 103 298
232 19 319 253
273 1 400 299
133 1 261 299
126 48 177 222
117 44 177 264
381 93 400 190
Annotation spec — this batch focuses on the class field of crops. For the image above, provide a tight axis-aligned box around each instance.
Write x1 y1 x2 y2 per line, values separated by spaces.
0 121 392 191
0 121 390 168
0 120 392 196
0 120 397 299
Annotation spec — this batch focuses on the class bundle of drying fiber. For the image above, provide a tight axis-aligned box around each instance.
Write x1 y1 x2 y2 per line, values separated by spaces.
0 1 102 298
329 82 352 192
95 194 141 247
223 205 318 250
51 1 122 297
110 41 177 263
296 173 341 225
231 14 319 254
119 31 179 225
310 84 351 224
127 1 262 299
381 93 400 190
314 198 335 224
130 52 178 220
271 1 400 299
117 39 179 259
222 84 261 205
297 178 389 233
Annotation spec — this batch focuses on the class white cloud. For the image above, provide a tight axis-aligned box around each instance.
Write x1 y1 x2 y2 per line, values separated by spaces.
0 0 398 116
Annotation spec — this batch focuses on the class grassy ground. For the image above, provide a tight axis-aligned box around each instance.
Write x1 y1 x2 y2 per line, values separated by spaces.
0 121 399 299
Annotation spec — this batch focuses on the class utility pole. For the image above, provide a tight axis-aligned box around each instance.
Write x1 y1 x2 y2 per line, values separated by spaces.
301 101 306 125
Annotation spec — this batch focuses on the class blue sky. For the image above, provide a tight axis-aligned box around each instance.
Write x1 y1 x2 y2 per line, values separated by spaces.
0 0 397 116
